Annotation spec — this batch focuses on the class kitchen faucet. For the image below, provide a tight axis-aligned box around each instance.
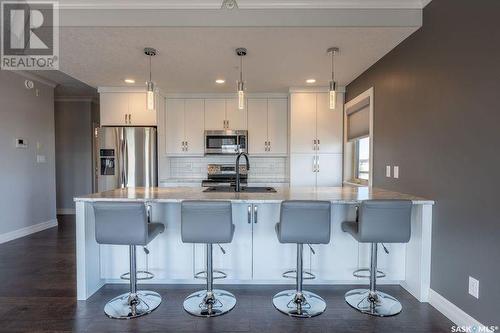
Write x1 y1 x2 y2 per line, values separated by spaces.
235 151 250 192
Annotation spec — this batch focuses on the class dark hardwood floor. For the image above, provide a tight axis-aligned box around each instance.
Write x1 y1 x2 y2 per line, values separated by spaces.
0 215 453 333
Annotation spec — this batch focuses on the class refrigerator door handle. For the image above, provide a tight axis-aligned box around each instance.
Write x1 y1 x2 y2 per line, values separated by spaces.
123 136 129 187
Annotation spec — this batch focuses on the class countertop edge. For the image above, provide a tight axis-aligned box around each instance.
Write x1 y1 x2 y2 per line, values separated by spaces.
74 197 434 205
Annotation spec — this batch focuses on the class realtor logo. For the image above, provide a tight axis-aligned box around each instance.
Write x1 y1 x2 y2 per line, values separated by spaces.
1 0 59 70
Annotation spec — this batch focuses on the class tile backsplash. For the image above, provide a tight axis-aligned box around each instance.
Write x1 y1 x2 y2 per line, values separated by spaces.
166 156 288 182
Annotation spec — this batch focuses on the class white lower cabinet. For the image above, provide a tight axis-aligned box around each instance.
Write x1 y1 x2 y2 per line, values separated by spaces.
99 203 405 283
194 203 253 280
251 203 297 280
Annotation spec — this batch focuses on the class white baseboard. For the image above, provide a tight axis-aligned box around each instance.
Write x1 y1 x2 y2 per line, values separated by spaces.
57 208 75 215
0 219 58 244
428 289 493 331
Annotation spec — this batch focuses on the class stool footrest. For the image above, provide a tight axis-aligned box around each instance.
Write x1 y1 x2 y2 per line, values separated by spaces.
282 270 316 280
194 270 227 280
120 270 155 281
352 268 386 279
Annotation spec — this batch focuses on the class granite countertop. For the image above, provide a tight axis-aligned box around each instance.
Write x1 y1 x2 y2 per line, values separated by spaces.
74 186 433 205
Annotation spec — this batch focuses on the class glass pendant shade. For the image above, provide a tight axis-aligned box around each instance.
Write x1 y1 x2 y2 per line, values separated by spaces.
146 81 155 111
237 80 245 110
329 80 336 110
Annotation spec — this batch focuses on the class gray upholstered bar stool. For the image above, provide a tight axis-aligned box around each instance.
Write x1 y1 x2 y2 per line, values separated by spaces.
342 199 412 317
181 200 236 317
273 200 331 318
93 202 165 319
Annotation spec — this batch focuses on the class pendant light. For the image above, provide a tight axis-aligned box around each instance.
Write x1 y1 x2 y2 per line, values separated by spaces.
327 47 339 110
144 47 157 111
236 47 247 110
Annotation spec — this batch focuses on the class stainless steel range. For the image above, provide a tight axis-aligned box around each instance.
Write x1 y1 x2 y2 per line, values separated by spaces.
201 163 247 187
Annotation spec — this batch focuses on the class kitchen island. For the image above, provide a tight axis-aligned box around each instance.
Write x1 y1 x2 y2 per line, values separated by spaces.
75 186 433 303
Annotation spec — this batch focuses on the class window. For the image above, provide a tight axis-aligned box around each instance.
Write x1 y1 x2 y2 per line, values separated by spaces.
354 137 370 183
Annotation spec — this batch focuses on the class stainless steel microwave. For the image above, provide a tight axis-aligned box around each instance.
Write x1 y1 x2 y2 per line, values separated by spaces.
204 130 247 155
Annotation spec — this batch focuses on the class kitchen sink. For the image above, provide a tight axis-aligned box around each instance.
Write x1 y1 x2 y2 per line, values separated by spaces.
203 186 277 193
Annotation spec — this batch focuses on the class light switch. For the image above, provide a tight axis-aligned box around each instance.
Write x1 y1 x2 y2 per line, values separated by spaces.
386 165 391 178
36 155 46 163
393 166 399 179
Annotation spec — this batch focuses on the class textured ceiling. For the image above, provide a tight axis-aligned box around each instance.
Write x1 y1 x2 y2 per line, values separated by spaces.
58 26 417 93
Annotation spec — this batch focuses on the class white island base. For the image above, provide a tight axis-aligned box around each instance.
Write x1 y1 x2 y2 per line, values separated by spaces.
75 187 433 303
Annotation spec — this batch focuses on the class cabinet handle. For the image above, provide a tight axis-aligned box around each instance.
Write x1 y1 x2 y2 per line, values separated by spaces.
186 141 188 151
181 141 184 151
247 205 252 224
128 114 132 124
313 139 316 150
317 139 320 151
254 205 258 224
125 114 128 124
313 156 316 172
317 155 320 172
268 141 271 152
226 120 229 129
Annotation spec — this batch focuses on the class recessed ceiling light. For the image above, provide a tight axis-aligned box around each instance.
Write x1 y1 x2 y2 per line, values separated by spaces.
215 79 225 84
124 78 135 84
306 79 316 84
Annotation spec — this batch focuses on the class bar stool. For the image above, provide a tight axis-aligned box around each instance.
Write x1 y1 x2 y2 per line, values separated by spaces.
342 199 412 317
273 200 331 318
181 200 236 317
93 202 165 319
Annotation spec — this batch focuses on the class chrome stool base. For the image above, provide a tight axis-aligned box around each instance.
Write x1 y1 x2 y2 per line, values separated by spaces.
273 289 326 318
345 288 402 317
183 289 236 317
104 290 162 319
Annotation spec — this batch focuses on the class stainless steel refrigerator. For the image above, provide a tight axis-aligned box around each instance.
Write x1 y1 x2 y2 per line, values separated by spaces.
95 127 157 192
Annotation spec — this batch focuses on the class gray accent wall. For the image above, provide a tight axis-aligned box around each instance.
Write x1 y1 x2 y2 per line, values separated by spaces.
0 71 56 236
346 0 500 324
54 100 95 211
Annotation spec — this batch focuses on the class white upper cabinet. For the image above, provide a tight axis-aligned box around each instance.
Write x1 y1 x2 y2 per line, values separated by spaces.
204 98 247 130
100 93 129 126
289 91 344 187
267 98 288 155
290 93 317 153
316 92 343 154
204 99 226 130
165 99 185 155
247 98 287 156
247 99 268 154
183 99 205 155
100 91 157 126
225 98 247 130
165 98 204 156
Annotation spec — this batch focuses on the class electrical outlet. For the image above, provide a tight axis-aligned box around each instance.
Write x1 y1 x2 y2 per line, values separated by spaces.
468 276 479 299
386 165 391 177
394 166 399 179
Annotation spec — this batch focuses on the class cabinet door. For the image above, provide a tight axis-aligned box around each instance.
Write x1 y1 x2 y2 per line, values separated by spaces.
267 98 288 155
316 92 342 153
316 153 343 186
148 203 193 280
99 93 129 126
290 93 317 153
226 98 247 130
252 204 297 281
204 99 226 130
165 99 185 155
311 204 360 280
194 204 253 281
247 99 268 155
289 154 317 187
184 99 205 155
128 92 157 126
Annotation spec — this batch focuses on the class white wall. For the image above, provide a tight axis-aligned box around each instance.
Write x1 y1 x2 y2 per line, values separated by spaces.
0 71 57 239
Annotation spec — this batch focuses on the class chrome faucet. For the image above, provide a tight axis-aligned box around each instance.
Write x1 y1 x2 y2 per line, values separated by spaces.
235 151 250 192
